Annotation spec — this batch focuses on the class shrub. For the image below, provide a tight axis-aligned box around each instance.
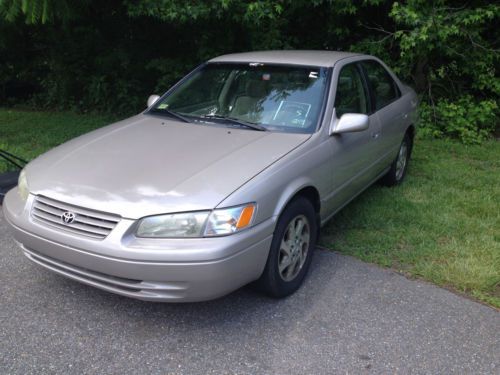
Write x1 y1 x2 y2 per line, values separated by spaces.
419 96 498 144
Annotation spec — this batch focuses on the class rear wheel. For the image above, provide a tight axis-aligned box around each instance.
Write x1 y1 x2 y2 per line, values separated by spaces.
381 133 412 186
257 197 318 298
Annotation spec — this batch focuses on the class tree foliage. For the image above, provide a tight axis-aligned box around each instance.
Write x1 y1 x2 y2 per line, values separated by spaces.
0 0 89 24
0 0 498 143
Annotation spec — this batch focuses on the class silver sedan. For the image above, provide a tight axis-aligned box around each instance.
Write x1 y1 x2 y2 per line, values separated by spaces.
3 51 417 302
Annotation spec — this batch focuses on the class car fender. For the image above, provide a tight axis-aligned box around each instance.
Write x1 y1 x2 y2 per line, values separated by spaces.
272 177 318 219
215 133 331 233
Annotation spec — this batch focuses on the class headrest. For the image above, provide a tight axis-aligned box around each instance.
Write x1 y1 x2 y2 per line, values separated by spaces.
245 80 268 98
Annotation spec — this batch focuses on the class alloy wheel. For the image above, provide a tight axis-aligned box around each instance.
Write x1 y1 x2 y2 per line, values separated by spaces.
277 214 310 282
395 141 408 181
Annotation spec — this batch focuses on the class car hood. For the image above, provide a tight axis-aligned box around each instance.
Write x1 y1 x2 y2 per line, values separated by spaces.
26 114 310 219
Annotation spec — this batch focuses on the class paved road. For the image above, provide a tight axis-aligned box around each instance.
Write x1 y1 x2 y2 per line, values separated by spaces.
0 211 498 375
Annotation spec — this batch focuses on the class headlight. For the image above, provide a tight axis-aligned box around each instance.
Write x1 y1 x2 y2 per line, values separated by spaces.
136 203 255 238
18 169 29 202
204 204 255 236
136 211 210 238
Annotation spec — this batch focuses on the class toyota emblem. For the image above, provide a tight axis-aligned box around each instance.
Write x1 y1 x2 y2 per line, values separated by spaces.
61 211 76 224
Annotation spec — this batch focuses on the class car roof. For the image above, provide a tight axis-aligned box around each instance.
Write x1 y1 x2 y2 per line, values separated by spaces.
208 50 364 68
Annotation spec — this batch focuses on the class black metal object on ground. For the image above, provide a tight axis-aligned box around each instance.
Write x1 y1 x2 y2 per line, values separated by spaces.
0 149 27 204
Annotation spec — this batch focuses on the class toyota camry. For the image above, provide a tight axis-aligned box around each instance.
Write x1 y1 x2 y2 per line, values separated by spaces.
3 51 417 301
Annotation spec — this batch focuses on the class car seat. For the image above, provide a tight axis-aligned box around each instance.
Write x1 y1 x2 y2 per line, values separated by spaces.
231 79 268 116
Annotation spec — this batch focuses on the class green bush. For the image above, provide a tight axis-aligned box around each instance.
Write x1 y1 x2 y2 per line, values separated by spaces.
419 96 498 144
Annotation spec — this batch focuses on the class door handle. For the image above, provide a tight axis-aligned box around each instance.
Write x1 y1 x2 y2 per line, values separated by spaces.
371 132 380 139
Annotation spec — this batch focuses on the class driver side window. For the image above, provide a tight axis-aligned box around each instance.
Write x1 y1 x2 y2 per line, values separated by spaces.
166 69 228 112
335 64 368 118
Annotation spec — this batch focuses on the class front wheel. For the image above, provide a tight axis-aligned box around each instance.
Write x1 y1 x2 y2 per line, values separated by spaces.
381 133 412 186
257 197 318 298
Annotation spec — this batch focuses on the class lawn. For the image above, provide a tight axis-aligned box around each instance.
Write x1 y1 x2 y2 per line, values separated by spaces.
321 138 500 308
0 109 115 172
1 109 499 308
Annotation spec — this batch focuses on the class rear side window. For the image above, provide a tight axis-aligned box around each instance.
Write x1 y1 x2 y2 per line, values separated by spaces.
361 61 400 111
334 64 369 117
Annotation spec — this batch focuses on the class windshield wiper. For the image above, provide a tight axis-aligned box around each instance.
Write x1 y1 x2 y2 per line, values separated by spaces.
198 115 267 131
154 108 191 123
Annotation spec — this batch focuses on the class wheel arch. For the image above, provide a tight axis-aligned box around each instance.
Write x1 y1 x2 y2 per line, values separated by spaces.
405 124 416 154
274 181 321 229
406 124 415 141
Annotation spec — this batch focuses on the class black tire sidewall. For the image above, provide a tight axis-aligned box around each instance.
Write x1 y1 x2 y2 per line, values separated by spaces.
259 197 318 298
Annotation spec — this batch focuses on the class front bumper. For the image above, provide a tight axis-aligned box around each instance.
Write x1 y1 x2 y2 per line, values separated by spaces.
3 189 275 302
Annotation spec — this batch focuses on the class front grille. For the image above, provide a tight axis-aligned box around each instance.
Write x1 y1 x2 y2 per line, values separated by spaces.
31 195 121 239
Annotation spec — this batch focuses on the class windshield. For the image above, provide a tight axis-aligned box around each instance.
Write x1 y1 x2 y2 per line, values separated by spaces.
150 63 329 133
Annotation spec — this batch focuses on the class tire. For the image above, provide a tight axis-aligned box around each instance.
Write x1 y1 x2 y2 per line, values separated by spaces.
257 197 318 298
381 133 412 186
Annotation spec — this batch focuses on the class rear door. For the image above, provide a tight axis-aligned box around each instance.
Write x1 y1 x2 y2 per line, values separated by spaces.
360 60 404 168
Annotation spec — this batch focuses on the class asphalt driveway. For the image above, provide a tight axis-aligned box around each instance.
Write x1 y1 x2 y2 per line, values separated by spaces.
0 210 498 375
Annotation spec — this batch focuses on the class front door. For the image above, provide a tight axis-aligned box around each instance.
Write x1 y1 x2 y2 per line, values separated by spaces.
324 62 382 215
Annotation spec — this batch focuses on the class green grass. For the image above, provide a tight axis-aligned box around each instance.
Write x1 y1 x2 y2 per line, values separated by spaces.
321 139 500 308
1 109 499 308
0 109 117 173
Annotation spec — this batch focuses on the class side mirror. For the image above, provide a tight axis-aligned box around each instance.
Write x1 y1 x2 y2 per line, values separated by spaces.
331 113 369 135
147 94 160 108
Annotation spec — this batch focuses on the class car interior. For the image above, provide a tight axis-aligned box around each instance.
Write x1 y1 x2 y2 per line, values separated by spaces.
161 66 326 132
